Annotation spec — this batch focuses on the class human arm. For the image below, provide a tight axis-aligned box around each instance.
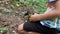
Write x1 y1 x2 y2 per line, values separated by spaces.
29 9 57 22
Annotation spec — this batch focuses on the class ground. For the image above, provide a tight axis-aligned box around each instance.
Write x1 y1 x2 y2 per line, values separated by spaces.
0 3 33 34
0 0 43 34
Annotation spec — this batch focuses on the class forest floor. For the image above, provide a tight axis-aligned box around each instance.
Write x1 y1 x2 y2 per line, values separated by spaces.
0 1 32 34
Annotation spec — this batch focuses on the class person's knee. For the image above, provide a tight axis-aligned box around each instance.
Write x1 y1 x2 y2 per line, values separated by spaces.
18 24 28 34
18 23 41 34
18 24 24 32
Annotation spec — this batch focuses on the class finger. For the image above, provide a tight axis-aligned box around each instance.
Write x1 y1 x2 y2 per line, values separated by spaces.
28 14 32 18
28 14 32 16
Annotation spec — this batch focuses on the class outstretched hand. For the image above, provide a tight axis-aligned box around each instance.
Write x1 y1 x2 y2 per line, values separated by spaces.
29 13 40 22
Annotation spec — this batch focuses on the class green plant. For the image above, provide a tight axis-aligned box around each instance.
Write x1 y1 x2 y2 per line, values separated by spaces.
7 0 47 13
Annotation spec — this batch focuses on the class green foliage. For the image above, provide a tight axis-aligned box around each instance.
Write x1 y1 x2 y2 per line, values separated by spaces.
1 0 47 13
0 27 9 34
0 27 8 31
9 0 47 13
19 0 47 13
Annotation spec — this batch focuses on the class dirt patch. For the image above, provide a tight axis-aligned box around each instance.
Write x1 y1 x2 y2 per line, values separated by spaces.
0 3 34 34
0 0 36 34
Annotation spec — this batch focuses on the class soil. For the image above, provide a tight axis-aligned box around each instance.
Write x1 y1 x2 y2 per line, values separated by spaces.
0 0 34 34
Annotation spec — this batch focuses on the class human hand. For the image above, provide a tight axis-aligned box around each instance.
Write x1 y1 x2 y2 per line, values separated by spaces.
29 13 40 21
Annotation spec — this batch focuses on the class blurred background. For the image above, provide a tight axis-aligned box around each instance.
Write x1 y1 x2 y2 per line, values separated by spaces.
0 0 47 34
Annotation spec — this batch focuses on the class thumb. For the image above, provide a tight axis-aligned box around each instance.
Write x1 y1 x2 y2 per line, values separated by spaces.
28 14 32 18
29 14 32 16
